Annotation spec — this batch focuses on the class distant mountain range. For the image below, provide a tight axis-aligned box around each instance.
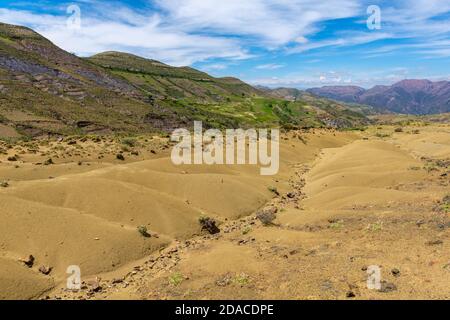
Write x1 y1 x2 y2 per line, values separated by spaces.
307 80 450 115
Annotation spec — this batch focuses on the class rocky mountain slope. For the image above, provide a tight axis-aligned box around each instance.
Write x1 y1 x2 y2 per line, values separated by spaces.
0 22 369 138
307 80 450 115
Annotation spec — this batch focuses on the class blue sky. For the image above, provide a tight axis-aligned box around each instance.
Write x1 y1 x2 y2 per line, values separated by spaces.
0 0 449 88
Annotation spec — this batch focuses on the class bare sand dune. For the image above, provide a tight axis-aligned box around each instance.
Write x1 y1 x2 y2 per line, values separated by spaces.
60 126 447 301
303 140 428 210
0 130 357 299
391 126 450 158
2 127 449 300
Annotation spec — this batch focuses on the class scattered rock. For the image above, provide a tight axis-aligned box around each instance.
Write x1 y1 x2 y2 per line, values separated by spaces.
112 278 124 284
0 181 9 188
216 274 232 287
426 239 443 246
199 217 220 234
391 268 401 277
116 154 125 161
416 219 425 227
268 186 280 196
287 192 296 199
137 226 151 238
87 278 102 293
256 207 278 226
39 265 52 275
20 255 35 268
7 156 17 162
43 158 54 165
379 281 397 293
346 291 356 298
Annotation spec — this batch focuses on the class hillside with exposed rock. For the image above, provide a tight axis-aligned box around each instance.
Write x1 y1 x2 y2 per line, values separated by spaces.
0 22 371 139
307 80 450 115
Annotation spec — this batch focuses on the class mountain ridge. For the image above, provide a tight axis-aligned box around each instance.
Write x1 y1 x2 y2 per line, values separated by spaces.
0 22 369 138
307 79 450 115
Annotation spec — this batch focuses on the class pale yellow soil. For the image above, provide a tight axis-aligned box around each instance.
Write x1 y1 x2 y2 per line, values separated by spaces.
0 126 449 300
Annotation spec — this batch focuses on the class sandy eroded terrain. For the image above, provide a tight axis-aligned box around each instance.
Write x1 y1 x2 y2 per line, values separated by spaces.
0 125 449 300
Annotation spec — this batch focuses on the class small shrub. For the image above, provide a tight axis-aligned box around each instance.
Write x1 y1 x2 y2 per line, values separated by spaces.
122 137 138 147
234 273 250 286
394 127 403 133
168 272 184 286
367 221 383 232
375 133 391 138
442 195 450 203
242 227 252 235
329 220 344 229
438 195 450 213
116 154 125 161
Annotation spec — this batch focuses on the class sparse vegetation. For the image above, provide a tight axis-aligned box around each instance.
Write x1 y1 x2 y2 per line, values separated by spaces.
375 132 391 138
438 195 450 213
233 273 250 286
367 221 384 232
121 137 138 147
329 220 344 229
168 272 184 286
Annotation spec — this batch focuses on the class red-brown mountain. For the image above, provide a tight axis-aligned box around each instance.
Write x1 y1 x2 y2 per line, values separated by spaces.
307 79 450 115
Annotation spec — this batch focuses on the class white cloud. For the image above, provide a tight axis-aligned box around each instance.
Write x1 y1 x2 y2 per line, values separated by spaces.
155 0 361 46
0 7 251 66
289 31 393 53
200 63 229 71
247 68 418 89
256 63 285 70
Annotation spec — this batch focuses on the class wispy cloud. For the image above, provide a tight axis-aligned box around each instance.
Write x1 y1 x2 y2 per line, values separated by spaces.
256 63 285 70
0 6 251 66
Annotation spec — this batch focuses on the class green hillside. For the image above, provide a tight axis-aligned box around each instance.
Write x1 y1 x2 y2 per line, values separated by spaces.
0 22 370 139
